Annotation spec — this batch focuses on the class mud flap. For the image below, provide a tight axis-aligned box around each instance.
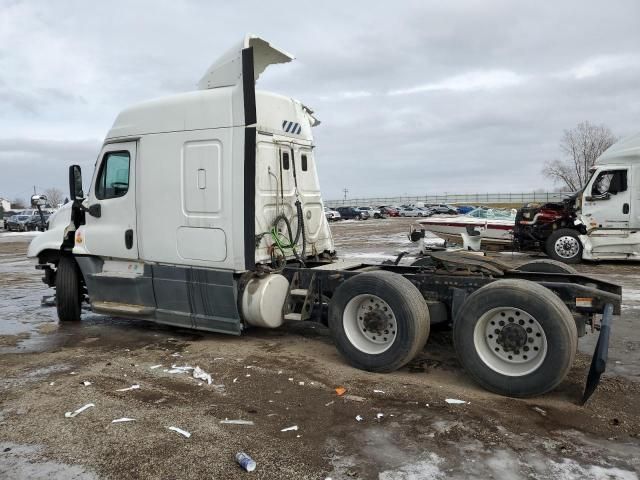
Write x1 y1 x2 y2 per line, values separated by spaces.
582 303 613 404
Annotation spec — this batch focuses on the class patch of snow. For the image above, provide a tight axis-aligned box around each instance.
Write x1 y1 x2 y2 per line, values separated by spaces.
378 453 445 480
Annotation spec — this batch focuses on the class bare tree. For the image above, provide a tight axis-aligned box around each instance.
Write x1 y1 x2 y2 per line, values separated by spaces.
44 187 64 208
543 121 617 191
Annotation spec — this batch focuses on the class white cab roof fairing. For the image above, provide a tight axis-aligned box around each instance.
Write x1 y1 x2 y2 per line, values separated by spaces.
597 132 640 166
198 35 294 90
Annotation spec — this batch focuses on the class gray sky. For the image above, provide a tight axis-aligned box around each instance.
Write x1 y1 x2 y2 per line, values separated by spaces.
1 0 639 203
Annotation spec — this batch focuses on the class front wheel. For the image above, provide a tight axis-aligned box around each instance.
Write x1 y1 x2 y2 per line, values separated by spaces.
545 228 583 264
453 279 577 397
329 271 430 372
56 256 82 322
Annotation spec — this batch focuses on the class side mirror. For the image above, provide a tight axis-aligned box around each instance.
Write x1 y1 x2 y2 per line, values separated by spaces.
31 194 48 207
69 165 84 200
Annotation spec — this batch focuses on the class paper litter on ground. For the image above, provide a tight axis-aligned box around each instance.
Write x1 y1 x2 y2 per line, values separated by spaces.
149 364 163 369
168 426 191 438
82 381 92 386
167 365 193 374
116 384 140 392
192 366 212 385
65 403 95 418
281 425 298 432
219 419 254 425
445 398 467 404
373 389 385 394
112 418 136 423
355 415 364 422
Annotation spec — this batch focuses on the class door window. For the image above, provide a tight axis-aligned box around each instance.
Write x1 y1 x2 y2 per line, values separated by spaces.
95 151 130 199
591 170 627 198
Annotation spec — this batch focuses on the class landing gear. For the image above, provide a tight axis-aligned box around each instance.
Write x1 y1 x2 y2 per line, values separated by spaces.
329 271 430 372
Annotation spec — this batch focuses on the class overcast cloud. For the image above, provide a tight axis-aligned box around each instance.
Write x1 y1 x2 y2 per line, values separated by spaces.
1 0 639 203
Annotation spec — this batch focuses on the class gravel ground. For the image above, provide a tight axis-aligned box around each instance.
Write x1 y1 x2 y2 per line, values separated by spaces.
0 222 639 479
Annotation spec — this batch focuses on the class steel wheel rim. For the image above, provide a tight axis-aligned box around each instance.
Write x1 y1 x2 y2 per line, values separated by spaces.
343 294 397 354
473 307 547 376
555 235 580 259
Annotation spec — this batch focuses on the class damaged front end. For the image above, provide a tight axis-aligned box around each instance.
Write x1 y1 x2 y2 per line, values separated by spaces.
513 194 583 252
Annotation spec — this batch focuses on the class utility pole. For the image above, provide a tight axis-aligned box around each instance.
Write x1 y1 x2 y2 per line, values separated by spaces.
342 187 348 205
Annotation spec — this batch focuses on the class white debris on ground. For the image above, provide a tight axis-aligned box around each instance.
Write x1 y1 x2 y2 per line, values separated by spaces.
65 403 95 418
166 365 193 374
82 381 92 386
281 425 298 432
111 418 136 423
192 366 212 385
219 419 254 425
355 415 363 422
445 398 467 405
167 426 191 438
149 364 162 369
115 384 140 392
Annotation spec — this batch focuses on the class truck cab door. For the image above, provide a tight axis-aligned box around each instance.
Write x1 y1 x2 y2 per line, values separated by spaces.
82 141 138 259
582 167 631 230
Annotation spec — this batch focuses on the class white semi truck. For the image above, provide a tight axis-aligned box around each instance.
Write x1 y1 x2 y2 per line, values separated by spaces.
28 35 622 401
515 135 640 263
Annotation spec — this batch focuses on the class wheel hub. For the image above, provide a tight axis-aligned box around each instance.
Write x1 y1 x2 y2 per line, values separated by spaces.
474 307 548 376
555 236 579 258
497 323 527 352
362 310 388 333
343 294 398 354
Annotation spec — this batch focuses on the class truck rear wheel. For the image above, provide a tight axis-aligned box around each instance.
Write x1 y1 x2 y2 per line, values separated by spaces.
453 279 577 397
328 271 430 372
514 259 577 274
56 256 82 322
545 228 583 264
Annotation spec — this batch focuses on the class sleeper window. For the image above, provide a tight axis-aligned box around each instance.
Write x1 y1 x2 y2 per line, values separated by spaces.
282 152 290 170
95 151 130 200
301 154 308 171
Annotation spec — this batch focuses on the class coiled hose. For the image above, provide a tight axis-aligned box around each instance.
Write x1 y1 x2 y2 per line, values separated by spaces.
271 199 306 267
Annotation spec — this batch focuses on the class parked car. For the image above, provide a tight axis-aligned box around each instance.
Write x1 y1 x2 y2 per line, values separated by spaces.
2 210 18 230
455 205 476 214
429 204 459 214
358 206 382 219
336 206 369 220
26 213 50 231
397 206 426 217
324 206 341 221
378 206 399 217
6 214 31 231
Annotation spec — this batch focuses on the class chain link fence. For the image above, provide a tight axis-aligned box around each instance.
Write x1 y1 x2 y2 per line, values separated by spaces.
325 192 573 208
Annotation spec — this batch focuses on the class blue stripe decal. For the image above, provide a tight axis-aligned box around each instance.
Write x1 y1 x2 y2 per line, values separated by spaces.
286 121 293 133
296 125 301 134
282 120 287 129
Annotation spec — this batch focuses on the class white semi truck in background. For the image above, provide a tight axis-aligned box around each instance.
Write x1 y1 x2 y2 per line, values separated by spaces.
28 35 622 402
515 135 640 263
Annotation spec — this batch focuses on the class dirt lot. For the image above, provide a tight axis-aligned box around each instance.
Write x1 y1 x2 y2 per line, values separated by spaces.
1 221 639 479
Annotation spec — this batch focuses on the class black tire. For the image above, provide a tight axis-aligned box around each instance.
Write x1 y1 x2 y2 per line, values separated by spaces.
329 271 430 372
453 279 577 397
514 259 577 274
545 228 583 264
56 256 82 322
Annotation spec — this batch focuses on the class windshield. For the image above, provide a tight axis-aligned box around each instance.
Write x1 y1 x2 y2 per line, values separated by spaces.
16 215 29 221
466 208 516 220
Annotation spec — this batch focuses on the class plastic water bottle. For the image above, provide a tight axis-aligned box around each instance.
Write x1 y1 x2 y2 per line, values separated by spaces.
235 452 256 472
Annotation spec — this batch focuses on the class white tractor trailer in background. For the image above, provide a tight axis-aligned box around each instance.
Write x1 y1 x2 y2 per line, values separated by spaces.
28 35 622 402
